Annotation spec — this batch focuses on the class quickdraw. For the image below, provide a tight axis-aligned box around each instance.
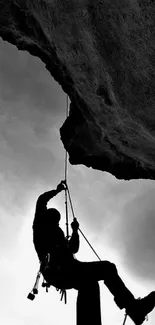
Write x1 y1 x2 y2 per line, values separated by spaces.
27 252 67 303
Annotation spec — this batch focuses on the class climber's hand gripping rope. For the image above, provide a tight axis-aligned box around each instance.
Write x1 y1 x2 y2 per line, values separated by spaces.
71 218 79 231
56 180 67 192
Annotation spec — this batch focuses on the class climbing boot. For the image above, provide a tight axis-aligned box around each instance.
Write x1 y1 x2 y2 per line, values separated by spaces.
126 291 155 325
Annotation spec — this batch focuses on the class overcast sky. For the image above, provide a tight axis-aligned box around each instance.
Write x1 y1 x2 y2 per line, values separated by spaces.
0 38 155 325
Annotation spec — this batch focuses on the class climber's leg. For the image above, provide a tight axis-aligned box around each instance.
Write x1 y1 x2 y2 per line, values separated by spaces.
73 260 155 325
73 260 134 309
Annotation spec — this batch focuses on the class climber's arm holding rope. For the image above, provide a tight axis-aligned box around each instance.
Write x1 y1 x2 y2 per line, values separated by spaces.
68 218 80 253
33 181 65 227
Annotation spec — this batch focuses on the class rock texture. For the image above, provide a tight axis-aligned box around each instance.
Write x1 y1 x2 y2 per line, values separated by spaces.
0 0 155 180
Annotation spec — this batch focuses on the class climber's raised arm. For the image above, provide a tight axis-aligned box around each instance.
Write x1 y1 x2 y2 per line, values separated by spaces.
33 181 66 228
68 218 80 254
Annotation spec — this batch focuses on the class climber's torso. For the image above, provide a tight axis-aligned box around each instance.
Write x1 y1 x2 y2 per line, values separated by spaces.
33 224 74 266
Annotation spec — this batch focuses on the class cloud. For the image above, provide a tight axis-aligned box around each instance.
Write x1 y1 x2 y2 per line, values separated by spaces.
0 38 67 252
69 166 155 285
0 38 66 115
111 184 155 282
68 169 138 233
0 38 68 191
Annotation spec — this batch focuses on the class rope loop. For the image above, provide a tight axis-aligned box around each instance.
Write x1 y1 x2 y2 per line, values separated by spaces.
122 312 127 325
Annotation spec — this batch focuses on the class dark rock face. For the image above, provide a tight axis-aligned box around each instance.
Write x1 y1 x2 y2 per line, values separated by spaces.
1 0 155 180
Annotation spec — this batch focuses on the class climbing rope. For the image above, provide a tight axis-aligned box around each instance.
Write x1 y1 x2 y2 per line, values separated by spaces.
64 95 70 239
64 96 101 260
66 183 101 261
64 167 69 239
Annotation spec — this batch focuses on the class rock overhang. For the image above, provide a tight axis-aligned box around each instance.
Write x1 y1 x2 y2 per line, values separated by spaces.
0 0 155 180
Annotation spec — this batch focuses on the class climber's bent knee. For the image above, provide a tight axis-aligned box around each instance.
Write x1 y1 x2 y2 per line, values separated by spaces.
108 262 117 274
100 261 118 277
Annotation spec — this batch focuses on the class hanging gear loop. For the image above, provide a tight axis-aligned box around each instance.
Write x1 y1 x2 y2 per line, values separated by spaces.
122 312 127 325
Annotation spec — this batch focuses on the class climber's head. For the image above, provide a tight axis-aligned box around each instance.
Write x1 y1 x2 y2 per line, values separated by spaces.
45 208 61 227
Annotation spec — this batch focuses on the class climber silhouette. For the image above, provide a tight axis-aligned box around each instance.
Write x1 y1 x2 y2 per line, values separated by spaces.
33 181 155 325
